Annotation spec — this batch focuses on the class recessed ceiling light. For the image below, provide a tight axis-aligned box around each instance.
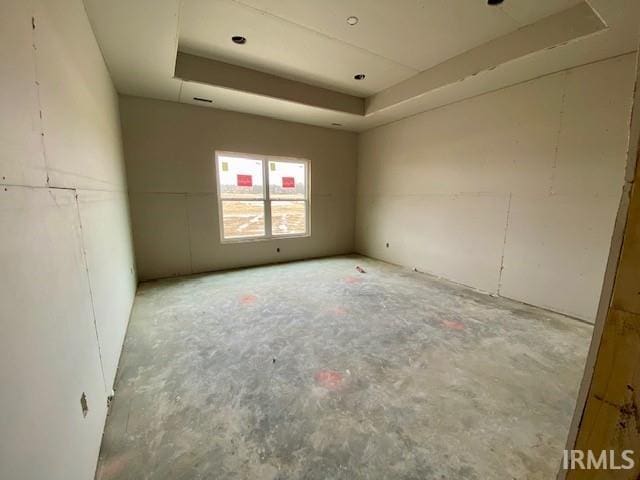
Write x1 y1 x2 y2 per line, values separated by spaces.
346 16 359 26
487 0 504 5
354 73 366 80
231 35 247 44
193 97 213 103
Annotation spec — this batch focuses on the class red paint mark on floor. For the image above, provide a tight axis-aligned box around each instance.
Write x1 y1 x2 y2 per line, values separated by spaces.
240 294 257 305
314 370 344 391
441 320 465 331
330 306 348 316
96 453 130 479
344 275 362 284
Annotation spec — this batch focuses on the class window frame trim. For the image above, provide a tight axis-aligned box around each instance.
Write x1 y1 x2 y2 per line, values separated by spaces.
215 151 311 244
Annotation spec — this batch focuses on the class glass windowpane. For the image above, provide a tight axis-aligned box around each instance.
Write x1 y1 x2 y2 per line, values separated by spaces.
271 201 306 236
218 156 264 199
222 201 265 238
269 161 306 199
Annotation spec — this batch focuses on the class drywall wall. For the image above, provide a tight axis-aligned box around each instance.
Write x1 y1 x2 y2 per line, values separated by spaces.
0 1 136 479
119 96 358 280
356 54 637 322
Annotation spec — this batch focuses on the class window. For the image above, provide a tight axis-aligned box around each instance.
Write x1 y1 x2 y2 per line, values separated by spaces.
215 152 310 241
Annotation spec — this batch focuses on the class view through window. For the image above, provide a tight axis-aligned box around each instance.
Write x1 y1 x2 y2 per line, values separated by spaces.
216 153 309 240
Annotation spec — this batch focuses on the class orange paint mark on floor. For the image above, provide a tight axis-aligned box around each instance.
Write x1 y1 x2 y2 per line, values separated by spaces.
441 320 465 331
344 275 362 284
314 370 344 391
96 453 130 479
240 294 257 305
330 306 348 316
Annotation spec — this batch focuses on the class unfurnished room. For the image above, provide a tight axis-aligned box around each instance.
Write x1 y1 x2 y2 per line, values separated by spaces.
2 1 640 479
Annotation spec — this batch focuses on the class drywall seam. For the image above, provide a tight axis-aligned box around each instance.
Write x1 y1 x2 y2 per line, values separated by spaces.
30 14 50 186
495 287 590 324
43 169 126 190
73 189 108 395
225 0 418 73
31 9 126 195
364 246 591 324
549 73 568 195
0 181 126 193
0 182 74 190
30 10 109 397
126 189 339 196
497 193 512 294
17 183 115 395
378 252 591 324
33 10 105 395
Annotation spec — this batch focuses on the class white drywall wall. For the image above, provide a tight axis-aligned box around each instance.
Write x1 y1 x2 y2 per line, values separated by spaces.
119 96 358 280
356 54 637 322
0 1 136 479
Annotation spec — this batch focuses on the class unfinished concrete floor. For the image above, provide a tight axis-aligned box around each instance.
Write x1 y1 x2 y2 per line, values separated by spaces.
97 255 592 480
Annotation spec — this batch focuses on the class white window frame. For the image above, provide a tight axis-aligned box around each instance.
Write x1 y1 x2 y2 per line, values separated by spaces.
215 151 311 243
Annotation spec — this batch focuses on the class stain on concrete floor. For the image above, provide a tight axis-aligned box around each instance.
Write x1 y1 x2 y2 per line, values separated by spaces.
96 255 592 479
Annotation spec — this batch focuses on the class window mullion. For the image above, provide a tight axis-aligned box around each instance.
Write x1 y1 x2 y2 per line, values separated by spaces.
263 157 272 237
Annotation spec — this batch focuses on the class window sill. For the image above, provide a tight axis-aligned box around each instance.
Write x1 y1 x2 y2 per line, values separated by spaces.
220 233 311 244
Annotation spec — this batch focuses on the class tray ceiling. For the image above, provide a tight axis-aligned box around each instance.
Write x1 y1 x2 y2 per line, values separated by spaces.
84 0 639 131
